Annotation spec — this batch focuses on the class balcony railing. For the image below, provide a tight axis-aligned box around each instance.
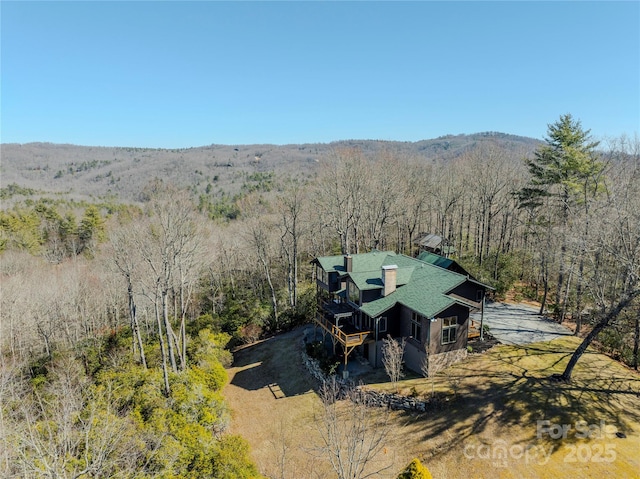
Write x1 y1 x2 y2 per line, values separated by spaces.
314 312 370 347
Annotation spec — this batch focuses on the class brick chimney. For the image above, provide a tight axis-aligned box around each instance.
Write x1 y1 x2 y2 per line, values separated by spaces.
382 265 398 297
344 254 352 272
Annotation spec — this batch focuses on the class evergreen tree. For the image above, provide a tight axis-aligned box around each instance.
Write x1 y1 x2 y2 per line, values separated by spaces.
78 205 106 255
517 114 602 319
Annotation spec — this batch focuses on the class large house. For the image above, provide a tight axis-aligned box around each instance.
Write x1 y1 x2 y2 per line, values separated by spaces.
312 251 491 377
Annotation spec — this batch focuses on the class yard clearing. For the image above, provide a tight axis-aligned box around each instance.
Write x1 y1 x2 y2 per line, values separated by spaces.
224 326 640 479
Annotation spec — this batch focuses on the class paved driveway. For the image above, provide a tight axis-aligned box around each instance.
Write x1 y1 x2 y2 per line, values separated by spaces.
470 302 573 345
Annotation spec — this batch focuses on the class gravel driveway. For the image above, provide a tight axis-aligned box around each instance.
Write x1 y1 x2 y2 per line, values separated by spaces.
470 302 573 345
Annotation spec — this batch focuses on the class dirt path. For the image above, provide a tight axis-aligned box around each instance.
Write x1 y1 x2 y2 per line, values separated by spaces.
225 326 425 478
223 326 333 478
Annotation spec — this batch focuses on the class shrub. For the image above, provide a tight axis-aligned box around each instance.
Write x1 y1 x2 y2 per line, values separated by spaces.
306 341 341 375
397 458 432 479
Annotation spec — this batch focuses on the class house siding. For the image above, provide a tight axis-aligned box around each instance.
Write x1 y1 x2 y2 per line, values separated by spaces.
362 289 381 304
316 270 343 293
403 304 469 374
399 305 426 374
313 252 490 375
449 282 484 302
386 304 403 338
430 304 469 354
367 341 385 368
404 341 426 374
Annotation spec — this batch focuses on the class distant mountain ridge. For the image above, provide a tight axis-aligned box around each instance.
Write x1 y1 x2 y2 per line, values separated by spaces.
1 133 541 202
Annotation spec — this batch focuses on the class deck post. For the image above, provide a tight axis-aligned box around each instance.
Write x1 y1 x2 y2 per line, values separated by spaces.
480 293 485 341
343 350 349 379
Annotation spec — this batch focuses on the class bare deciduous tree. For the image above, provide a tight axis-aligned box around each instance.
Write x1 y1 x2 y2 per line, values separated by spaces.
314 377 393 479
109 222 147 368
277 179 307 310
7 356 140 478
133 181 208 394
558 145 640 381
420 348 448 399
315 148 368 254
382 335 406 393
241 194 281 332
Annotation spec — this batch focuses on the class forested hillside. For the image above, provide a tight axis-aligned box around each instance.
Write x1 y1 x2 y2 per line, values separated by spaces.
0 133 539 201
1 118 639 477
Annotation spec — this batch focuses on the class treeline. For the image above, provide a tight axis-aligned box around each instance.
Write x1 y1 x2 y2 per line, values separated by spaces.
0 327 259 478
0 115 639 475
0 197 119 261
1 117 639 367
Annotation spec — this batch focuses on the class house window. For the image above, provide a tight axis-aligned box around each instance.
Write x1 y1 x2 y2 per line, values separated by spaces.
316 265 329 285
442 316 458 344
347 281 360 305
411 312 422 343
379 316 388 333
476 289 484 301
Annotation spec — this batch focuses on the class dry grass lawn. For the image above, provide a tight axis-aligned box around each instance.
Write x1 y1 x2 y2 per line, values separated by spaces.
224 327 640 479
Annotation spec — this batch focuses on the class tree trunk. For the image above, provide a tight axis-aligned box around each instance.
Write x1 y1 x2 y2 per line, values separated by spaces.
293 238 298 308
559 262 574 324
555 188 570 321
479 210 486 266
574 257 585 334
634 313 639 371
264 260 278 331
558 292 638 382
539 272 549 316
537 231 550 315
161 289 177 372
456 203 462 257
155 300 171 396
128 281 146 368
485 208 493 262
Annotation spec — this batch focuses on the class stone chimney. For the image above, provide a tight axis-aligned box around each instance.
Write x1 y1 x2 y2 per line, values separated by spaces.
382 265 398 297
344 254 352 272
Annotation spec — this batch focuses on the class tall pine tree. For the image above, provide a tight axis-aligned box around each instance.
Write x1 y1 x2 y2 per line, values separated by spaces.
517 114 602 321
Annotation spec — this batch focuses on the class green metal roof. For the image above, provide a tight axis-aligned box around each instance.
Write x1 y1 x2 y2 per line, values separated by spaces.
314 254 347 273
348 272 383 291
359 261 465 318
351 250 395 272
315 251 479 319
417 251 454 269
314 251 395 274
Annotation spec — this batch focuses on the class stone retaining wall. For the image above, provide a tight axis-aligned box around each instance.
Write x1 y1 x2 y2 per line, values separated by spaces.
301 330 435 413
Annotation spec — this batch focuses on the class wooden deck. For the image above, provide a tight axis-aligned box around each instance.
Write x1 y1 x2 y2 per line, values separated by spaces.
314 313 370 347
468 319 481 339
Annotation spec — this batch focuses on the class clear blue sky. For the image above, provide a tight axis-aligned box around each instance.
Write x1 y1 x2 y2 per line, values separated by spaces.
2 1 638 148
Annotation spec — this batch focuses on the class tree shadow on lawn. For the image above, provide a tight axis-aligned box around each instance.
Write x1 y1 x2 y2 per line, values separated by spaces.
229 327 316 398
368 337 640 461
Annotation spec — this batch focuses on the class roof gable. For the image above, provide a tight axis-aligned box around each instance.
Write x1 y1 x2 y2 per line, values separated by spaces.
314 254 347 273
